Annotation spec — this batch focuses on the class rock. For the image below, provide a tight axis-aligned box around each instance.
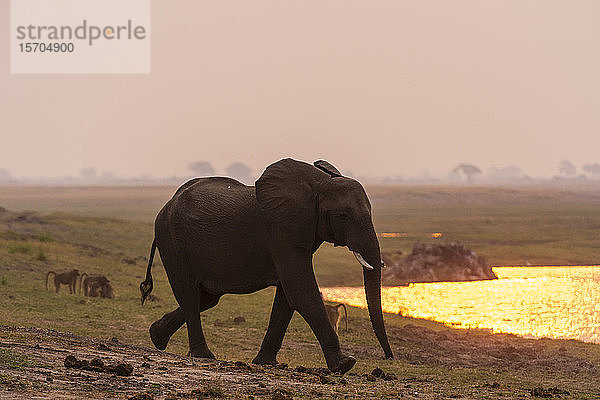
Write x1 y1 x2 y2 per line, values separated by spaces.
64 355 79 368
141 362 150 368
371 367 385 378
382 242 498 285
111 337 119 343
90 357 105 370
128 394 154 400
111 363 134 376
64 355 133 376
233 316 246 324
234 361 252 370
531 387 553 397
339 378 348 384
366 374 376 382
98 343 110 351
45 376 53 382
319 375 330 384
384 373 397 381
271 388 293 400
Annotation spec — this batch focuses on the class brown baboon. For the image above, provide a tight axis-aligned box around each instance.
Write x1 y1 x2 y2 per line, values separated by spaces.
46 269 80 294
80 274 114 299
325 303 348 334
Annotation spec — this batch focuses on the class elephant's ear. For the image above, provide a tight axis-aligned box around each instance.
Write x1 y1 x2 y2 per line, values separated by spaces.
256 158 324 249
314 160 343 177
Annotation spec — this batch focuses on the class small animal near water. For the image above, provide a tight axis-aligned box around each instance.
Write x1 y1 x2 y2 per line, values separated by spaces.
46 269 80 294
325 303 348 334
140 158 393 374
80 274 114 299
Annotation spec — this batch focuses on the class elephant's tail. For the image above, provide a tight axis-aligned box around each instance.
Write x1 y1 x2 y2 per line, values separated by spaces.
140 238 156 305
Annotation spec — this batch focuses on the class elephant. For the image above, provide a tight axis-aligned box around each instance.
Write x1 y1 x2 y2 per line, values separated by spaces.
139 158 393 373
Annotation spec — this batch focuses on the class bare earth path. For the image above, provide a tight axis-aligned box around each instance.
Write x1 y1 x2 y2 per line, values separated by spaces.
0 326 401 400
3 324 600 399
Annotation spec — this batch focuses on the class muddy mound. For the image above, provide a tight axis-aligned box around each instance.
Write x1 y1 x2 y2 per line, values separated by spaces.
382 242 497 285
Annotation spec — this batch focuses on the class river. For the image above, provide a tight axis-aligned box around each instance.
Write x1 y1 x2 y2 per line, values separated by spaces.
321 266 600 343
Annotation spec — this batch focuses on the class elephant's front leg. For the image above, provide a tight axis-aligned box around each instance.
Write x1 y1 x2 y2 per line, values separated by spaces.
273 247 356 373
253 283 293 365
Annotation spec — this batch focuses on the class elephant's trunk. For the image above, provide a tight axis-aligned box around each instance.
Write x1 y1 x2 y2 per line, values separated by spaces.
359 237 394 359
363 267 394 359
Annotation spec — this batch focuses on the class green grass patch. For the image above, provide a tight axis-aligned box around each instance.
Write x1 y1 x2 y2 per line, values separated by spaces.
35 248 47 261
0 348 32 369
37 232 54 242
0 373 27 390
7 243 32 255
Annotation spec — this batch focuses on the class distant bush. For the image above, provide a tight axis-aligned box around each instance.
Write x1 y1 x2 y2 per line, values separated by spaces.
1 276 7 285
37 232 54 242
36 249 47 262
7 243 32 255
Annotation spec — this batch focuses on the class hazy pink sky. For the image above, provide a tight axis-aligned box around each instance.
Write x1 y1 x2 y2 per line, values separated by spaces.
1 1 599 180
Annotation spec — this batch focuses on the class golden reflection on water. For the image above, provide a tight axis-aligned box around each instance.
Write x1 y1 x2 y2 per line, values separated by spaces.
321 266 600 343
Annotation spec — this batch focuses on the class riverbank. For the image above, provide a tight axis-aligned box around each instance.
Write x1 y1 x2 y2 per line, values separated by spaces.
1 185 600 398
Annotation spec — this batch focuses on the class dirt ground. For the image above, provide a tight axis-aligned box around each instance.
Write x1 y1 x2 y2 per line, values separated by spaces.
0 326 402 400
2 324 599 399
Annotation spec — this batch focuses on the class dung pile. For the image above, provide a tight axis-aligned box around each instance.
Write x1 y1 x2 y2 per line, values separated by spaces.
382 242 497 285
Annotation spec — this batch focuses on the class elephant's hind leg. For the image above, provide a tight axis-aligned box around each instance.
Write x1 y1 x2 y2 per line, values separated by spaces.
150 307 186 350
252 283 293 365
183 290 220 359
150 291 221 354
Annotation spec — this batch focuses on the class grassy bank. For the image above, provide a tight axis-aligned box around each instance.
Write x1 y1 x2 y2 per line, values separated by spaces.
1 184 600 398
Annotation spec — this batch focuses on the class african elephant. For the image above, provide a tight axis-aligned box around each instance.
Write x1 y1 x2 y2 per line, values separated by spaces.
140 158 393 373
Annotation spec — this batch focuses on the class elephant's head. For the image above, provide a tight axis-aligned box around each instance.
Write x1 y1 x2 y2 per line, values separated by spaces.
255 158 393 359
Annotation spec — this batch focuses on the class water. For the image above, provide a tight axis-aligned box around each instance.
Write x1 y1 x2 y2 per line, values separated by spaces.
321 266 600 343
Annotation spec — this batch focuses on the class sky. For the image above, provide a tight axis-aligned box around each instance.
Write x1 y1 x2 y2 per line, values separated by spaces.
1 1 599 181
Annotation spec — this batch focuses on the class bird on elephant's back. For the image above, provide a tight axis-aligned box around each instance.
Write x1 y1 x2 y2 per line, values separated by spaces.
140 158 393 374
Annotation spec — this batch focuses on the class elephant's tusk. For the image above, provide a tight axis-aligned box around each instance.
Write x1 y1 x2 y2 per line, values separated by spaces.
353 251 374 270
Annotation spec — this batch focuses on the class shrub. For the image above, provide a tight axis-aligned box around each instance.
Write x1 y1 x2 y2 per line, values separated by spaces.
36 249 47 262
37 232 54 242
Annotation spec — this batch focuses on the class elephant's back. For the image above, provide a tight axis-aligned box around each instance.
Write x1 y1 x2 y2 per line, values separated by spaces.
158 177 259 234
154 177 271 283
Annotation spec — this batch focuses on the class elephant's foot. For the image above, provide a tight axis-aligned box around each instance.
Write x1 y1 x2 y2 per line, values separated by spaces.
328 355 356 374
251 351 278 366
149 320 170 350
188 345 216 359
150 308 186 351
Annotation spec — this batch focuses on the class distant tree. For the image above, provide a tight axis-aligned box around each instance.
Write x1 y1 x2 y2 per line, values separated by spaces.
188 161 215 176
80 167 97 180
225 162 252 183
583 163 600 177
452 164 482 183
0 169 13 183
558 160 577 177
487 165 522 182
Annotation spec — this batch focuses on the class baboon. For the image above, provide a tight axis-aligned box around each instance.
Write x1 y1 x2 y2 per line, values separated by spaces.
46 269 80 294
325 303 348 334
80 274 114 299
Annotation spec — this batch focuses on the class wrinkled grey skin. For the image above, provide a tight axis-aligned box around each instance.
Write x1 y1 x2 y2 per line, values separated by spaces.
140 158 393 373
